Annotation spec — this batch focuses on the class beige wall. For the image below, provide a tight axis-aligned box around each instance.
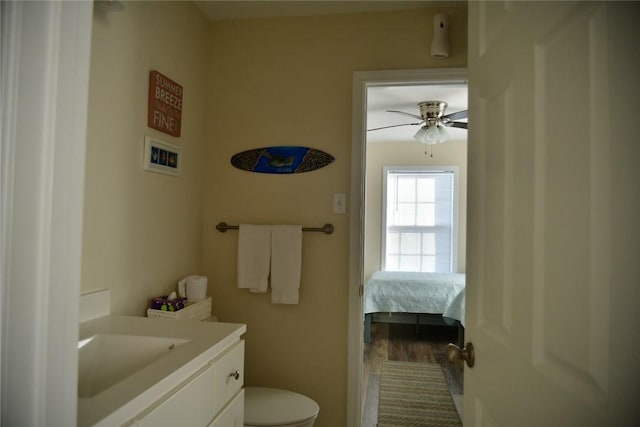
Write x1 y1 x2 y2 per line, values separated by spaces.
83 2 466 426
82 1 209 315
364 141 468 279
203 7 466 427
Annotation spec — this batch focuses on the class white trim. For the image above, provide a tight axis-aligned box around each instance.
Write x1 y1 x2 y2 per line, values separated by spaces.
0 1 93 425
0 3 19 421
348 68 467 426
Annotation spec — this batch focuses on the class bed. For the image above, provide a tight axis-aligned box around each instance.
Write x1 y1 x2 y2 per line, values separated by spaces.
363 271 466 345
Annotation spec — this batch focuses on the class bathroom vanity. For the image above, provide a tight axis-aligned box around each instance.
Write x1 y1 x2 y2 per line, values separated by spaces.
78 315 246 427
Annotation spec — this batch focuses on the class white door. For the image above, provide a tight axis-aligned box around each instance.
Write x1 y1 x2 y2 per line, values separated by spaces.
1 1 92 425
465 1 640 425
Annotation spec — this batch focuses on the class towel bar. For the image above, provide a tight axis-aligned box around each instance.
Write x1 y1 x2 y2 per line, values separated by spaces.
216 222 334 235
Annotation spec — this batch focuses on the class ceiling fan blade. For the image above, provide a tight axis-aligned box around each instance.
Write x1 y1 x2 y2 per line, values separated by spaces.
443 109 468 121
386 110 423 120
367 122 423 132
446 121 468 129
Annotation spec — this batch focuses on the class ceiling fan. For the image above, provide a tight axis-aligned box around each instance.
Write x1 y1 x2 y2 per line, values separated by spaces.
368 101 467 144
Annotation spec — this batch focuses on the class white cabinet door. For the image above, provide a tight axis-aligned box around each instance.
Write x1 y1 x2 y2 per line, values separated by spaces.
132 339 245 427
211 340 244 417
466 1 640 425
136 364 215 427
208 390 244 427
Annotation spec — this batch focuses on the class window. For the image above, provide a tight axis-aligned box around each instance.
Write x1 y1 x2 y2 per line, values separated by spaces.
382 167 457 273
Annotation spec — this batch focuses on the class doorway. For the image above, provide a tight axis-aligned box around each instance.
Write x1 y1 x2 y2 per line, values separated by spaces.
348 68 468 426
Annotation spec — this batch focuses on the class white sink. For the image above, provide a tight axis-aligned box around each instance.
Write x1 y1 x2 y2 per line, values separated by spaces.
77 315 246 427
78 334 190 398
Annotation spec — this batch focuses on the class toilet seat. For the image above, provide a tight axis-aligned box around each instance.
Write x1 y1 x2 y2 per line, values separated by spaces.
244 387 319 426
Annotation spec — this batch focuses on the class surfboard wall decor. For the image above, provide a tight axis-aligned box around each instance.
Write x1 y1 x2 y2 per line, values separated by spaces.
230 146 334 174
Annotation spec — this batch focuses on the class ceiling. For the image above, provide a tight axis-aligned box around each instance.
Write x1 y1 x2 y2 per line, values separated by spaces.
193 1 460 21
366 84 468 144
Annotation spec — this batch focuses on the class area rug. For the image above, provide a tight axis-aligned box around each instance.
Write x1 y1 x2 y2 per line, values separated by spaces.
378 360 462 427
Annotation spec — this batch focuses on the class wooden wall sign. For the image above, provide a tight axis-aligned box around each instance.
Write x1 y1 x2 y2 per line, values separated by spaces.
148 70 183 137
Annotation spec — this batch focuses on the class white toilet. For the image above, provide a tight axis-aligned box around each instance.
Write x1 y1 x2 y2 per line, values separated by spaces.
243 386 319 427
202 318 319 426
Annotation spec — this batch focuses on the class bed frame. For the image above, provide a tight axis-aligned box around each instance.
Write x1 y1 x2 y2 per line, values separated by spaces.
364 312 464 347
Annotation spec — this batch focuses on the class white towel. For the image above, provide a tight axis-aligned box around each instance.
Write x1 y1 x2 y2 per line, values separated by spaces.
237 224 271 292
270 225 302 304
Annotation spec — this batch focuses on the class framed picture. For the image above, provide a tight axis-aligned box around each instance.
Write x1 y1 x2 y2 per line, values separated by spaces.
143 136 181 176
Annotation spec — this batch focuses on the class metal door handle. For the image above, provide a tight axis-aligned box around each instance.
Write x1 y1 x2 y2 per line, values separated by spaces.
229 369 240 380
447 342 475 368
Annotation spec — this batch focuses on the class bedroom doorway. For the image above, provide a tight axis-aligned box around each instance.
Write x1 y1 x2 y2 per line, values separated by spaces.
348 68 468 426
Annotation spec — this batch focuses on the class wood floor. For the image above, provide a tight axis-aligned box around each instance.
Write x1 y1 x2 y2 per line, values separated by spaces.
362 322 464 426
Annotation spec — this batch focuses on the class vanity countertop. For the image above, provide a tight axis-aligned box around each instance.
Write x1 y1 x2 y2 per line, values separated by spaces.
78 315 246 427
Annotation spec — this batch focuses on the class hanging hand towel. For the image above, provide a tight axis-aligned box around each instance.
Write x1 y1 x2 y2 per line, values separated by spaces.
270 225 302 304
237 224 271 292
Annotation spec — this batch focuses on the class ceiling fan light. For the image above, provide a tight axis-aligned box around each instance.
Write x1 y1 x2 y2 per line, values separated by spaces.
425 125 441 143
436 124 449 142
413 126 429 143
415 124 449 144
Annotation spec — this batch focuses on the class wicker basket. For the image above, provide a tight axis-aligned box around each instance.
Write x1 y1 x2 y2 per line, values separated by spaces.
147 297 212 321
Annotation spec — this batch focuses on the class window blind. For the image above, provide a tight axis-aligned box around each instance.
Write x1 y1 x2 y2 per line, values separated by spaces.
383 169 455 273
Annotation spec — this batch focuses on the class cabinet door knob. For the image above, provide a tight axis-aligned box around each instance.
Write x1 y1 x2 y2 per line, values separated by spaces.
229 369 240 380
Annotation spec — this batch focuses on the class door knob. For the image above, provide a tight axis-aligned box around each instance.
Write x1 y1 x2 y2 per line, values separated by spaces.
447 342 475 368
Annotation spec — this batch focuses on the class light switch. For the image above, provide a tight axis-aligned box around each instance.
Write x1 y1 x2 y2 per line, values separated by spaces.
333 193 346 214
